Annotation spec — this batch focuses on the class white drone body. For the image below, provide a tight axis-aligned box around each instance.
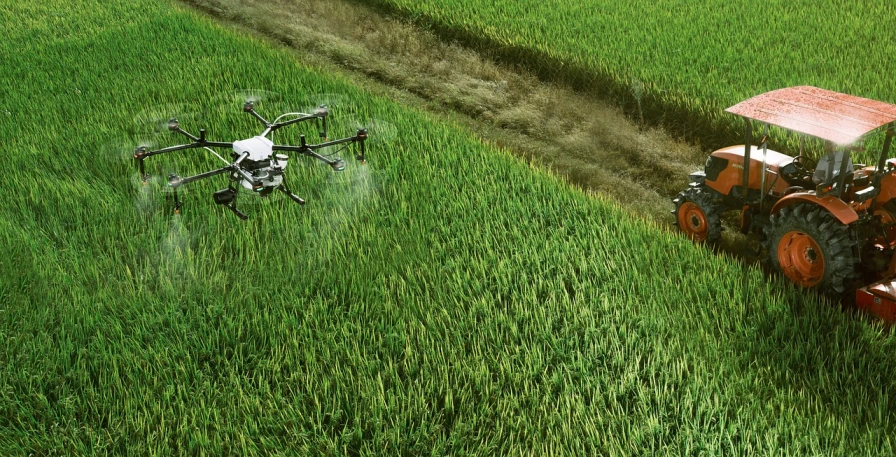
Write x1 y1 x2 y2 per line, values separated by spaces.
134 101 367 219
232 135 287 192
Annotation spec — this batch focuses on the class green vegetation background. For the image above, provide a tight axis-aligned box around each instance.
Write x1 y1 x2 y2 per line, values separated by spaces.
1 0 895 454
362 0 896 154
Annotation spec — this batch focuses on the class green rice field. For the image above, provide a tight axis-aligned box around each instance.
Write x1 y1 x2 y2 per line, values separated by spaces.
363 0 896 153
2 0 896 454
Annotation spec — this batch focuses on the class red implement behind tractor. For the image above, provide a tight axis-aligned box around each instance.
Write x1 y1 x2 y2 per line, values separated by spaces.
673 86 896 324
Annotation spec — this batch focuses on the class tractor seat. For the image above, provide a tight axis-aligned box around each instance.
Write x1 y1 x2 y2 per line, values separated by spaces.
813 150 853 186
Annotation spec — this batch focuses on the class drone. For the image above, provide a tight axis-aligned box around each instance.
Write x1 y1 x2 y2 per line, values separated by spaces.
132 100 368 219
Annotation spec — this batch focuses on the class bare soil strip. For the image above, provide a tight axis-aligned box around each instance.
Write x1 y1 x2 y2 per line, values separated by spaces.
182 0 709 226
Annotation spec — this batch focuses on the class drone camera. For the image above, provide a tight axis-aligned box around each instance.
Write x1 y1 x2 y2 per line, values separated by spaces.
213 188 236 205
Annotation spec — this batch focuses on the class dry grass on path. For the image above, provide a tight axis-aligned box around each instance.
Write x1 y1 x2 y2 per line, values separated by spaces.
184 0 708 225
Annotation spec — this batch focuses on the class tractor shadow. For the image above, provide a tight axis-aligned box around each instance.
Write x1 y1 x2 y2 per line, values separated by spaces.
728 294 896 435
703 213 896 434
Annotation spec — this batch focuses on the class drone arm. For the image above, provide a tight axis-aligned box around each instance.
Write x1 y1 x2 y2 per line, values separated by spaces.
309 130 368 161
169 165 234 188
135 141 232 183
270 144 339 167
272 131 368 166
170 125 200 142
229 152 257 183
165 165 234 214
302 149 341 166
265 113 321 135
135 138 233 160
249 109 270 127
135 143 196 182
242 103 272 129
310 134 359 149
203 140 234 148
272 134 359 153
233 151 250 165
137 142 202 160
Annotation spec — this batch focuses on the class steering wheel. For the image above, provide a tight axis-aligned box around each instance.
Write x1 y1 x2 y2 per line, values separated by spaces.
790 155 817 181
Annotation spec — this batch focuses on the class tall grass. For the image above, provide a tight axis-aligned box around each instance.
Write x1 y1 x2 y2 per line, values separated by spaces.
2 0 896 454
358 0 896 156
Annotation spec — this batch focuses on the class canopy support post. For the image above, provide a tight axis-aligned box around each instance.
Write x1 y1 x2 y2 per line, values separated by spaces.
741 118 753 234
878 123 894 172
759 123 770 212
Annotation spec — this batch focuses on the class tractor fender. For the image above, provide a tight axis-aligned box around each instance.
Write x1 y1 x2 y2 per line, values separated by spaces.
770 193 858 225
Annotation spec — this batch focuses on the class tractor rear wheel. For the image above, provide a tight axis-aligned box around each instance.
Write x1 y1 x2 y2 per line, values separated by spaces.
673 186 722 244
764 204 858 294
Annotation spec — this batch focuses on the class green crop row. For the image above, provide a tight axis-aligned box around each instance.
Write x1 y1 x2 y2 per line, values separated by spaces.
360 0 896 158
2 0 896 454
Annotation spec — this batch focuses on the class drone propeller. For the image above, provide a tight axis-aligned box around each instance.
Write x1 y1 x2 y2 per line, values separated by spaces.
97 135 164 215
237 88 280 104
132 171 162 214
298 93 349 112
290 93 352 130
347 117 396 148
211 88 281 112
102 136 148 164
131 103 200 136
263 95 342 142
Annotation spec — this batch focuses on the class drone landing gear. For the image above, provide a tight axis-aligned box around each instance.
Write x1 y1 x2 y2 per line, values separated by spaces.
225 203 248 220
279 184 306 205
213 185 249 220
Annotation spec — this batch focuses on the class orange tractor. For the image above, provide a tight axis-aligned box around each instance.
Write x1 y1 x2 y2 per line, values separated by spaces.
673 86 896 324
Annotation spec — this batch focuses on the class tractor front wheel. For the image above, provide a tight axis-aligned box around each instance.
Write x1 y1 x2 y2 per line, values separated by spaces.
764 204 858 294
673 186 722 244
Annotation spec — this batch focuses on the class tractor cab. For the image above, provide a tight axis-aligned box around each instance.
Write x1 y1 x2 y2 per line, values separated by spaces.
813 148 852 185
673 86 896 324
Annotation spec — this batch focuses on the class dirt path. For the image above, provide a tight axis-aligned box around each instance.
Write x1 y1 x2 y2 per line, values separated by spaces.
182 0 707 226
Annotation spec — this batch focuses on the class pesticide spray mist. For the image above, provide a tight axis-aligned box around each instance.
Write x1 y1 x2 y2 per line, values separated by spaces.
157 212 195 297
131 173 161 215
304 163 379 265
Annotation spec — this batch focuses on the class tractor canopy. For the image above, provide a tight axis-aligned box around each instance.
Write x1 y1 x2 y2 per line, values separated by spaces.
726 86 896 145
